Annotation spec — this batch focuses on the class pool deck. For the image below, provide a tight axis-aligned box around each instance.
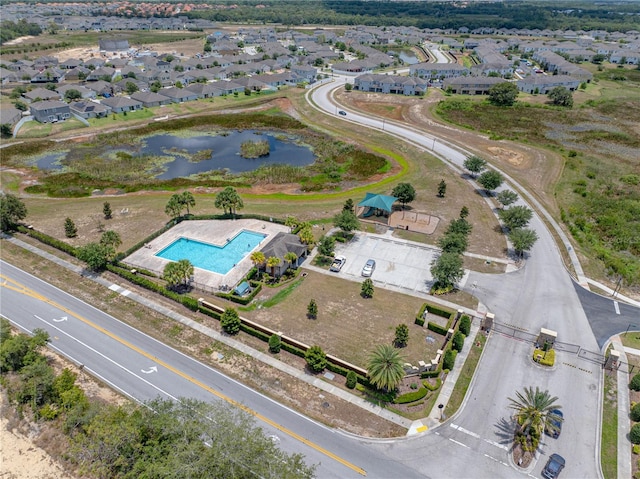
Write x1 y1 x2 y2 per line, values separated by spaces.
123 219 289 292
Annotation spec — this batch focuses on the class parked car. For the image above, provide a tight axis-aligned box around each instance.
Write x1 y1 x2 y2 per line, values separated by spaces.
338 110 347 116
545 409 563 438
330 255 346 272
361 259 376 277
542 454 565 479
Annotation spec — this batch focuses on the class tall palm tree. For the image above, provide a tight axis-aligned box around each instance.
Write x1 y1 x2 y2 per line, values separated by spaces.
250 251 265 269
266 256 281 278
367 344 405 392
508 386 562 440
284 251 298 269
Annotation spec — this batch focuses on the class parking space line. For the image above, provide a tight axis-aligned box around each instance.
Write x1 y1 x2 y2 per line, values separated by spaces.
614 301 620 315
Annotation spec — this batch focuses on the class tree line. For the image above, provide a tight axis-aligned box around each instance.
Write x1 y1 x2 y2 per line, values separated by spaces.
0 19 41 45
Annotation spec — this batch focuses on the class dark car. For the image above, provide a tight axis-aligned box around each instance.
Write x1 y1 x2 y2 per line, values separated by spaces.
545 409 563 438
542 453 565 479
338 110 347 116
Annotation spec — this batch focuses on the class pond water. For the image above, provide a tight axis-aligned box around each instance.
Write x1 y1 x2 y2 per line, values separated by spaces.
33 130 316 180
387 49 420 65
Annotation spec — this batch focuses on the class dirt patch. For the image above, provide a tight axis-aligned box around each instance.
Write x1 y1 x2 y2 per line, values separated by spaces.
488 146 526 167
512 441 534 468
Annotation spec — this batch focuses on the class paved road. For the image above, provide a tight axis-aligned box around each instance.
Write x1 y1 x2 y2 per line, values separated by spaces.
309 74 603 477
0 260 420 479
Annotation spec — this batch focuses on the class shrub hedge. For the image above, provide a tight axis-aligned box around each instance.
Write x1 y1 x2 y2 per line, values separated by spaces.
632 403 640 422
394 387 428 404
631 373 640 391
423 378 442 391
459 315 471 336
415 303 428 326
631 424 640 445
421 369 441 379
427 322 449 336
426 304 454 319
215 281 262 305
443 349 457 371
17 226 78 257
533 348 555 367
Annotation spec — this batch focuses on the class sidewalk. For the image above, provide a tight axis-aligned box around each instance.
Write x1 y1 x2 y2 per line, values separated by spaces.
6 235 487 435
611 336 632 479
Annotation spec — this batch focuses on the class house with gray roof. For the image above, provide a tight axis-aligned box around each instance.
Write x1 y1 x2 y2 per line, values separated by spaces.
185 82 226 99
30 100 71 123
57 84 96 100
443 76 507 95
409 62 470 79
354 74 428 96
0 106 22 127
100 96 142 113
157 87 199 103
517 75 580 94
259 232 307 277
130 91 173 107
69 100 111 119
24 88 62 102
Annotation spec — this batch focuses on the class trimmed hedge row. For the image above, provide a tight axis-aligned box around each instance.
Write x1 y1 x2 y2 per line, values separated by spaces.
106 265 199 311
424 378 442 391
427 322 449 336
415 303 428 326
215 281 262 305
394 387 428 404
17 226 78 257
117 222 174 260
425 304 454 319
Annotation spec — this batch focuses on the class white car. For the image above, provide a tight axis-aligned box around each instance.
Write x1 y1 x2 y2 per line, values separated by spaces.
361 259 376 277
330 255 346 272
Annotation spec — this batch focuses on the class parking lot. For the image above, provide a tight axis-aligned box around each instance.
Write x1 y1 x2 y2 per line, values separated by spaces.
334 232 445 294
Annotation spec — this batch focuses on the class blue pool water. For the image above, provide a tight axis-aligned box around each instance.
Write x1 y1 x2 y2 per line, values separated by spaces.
156 230 266 275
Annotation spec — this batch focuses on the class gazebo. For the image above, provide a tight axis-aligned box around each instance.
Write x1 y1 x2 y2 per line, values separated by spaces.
357 193 398 218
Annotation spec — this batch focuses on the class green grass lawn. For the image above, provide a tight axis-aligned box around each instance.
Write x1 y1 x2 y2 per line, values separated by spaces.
444 333 486 418
601 372 618 479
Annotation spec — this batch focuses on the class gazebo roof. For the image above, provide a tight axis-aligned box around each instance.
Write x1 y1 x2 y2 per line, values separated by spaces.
357 193 397 213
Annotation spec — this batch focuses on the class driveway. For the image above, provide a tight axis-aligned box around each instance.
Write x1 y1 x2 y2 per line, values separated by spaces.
333 231 444 294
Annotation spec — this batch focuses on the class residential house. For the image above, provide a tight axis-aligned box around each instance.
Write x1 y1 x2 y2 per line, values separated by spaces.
24 88 62 102
30 100 71 123
99 38 130 52
0 106 22 128
517 75 580 94
59 58 83 70
69 100 111 119
87 66 116 82
130 91 173 107
259 232 307 277
157 87 199 103
353 74 428 96
232 77 269 92
409 62 470 79
56 84 96 100
83 80 115 97
30 68 63 83
184 83 226 99
291 64 317 82
100 96 143 113
443 76 507 95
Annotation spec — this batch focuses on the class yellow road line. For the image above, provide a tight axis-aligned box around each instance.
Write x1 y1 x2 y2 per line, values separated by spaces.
0 274 367 476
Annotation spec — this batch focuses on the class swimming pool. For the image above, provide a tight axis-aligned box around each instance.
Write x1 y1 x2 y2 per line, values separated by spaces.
156 230 266 275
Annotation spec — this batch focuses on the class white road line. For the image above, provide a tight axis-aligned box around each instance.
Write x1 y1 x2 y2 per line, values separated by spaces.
483 439 509 451
456 426 481 439
614 301 620 315
449 438 470 449
483 454 510 467
109 284 120 291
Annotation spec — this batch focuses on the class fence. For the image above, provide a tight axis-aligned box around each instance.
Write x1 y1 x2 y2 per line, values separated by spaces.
491 320 603 367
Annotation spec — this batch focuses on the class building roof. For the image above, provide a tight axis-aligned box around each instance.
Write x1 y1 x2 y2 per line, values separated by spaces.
260 232 307 261
358 193 397 213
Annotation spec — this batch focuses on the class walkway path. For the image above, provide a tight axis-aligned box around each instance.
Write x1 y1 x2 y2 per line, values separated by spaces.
4 234 479 435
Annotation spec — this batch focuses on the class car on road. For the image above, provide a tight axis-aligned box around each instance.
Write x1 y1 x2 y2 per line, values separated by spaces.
542 453 565 479
330 255 346 272
545 409 563 438
361 259 376 277
338 110 347 116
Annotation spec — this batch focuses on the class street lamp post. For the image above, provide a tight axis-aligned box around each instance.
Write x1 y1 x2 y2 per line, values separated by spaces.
625 324 636 337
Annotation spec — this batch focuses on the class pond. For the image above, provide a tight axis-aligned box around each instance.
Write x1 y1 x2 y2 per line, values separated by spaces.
33 130 316 180
387 49 420 65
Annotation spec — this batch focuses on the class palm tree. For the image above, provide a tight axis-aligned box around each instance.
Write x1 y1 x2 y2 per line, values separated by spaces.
284 251 298 269
250 251 265 279
367 344 405 392
508 386 562 440
266 256 281 278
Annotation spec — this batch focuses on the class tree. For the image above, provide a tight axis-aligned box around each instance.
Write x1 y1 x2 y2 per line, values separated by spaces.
0 124 12 137
100 230 121 252
459 206 469 219
266 256 281 278
214 186 243 217
346 371 357 389
459 315 471 336
77 242 111 271
498 205 534 230
508 386 562 443
180 191 195 215
164 194 183 219
394 324 409 348
509 228 539 258
297 225 314 246
367 344 405 391
463 156 487 178
317 235 335 257
630 373 640 391
305 345 327 373
103 201 112 219
150 80 162 93
64 217 77 238
307 299 318 319
344 83 353 91
548 86 573 108
437 179 447 198
14 100 28 111
64 89 82 101
443 349 457 370
220 308 241 335
284 251 298 269
452 331 465 352
438 232 468 254
446 218 472 236
163 259 193 289
477 170 504 193
268 334 281 353
496 190 519 208
391 183 416 209
430 252 464 289
250 251 265 271
124 81 138 95
488 82 519 106
631 424 640 445
333 209 359 233
361 278 374 298
342 198 355 212
0 193 27 232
